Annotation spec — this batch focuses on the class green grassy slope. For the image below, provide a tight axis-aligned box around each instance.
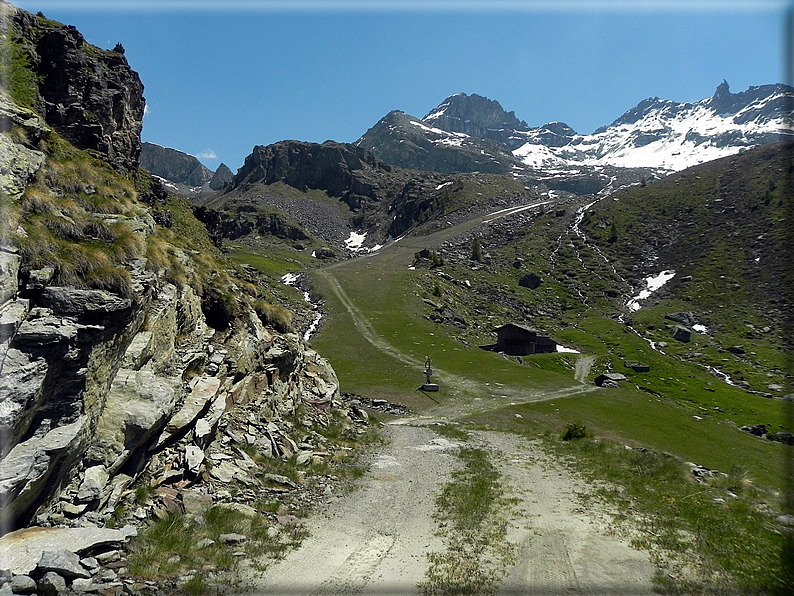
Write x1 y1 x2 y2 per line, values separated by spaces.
306 146 791 494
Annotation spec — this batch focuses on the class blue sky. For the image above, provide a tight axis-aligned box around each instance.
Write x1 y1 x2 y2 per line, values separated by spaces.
15 1 791 173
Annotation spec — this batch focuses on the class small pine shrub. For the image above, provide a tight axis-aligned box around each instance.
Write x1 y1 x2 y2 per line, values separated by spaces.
561 421 590 441
471 238 482 261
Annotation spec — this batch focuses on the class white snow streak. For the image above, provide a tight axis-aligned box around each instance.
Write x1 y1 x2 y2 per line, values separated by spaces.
626 270 675 312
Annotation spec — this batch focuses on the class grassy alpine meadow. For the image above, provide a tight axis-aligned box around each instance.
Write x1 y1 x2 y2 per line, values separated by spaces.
308 260 580 407
310 251 789 485
466 386 787 492
456 404 791 593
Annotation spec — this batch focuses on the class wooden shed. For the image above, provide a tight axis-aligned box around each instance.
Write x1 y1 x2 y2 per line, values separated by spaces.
494 323 557 356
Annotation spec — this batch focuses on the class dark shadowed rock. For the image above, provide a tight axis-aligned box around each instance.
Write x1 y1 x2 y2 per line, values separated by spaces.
37 572 66 596
672 326 691 343
741 424 767 437
594 372 627 387
518 272 543 289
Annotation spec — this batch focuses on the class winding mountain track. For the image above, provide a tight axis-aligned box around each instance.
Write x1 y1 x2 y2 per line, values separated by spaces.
244 199 656 594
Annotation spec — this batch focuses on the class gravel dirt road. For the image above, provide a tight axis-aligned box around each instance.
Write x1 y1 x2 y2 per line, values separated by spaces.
242 417 656 595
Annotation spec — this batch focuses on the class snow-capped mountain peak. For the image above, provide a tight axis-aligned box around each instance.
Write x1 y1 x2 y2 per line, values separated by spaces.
513 81 793 172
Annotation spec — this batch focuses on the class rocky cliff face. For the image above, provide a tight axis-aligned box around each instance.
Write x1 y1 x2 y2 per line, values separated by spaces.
0 240 344 530
139 142 214 187
3 4 145 172
229 140 395 210
0 4 345 543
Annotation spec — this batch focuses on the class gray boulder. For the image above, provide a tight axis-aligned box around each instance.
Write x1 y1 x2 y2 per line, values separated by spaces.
38 288 131 315
0 418 85 531
24 266 55 291
88 367 177 469
37 572 66 596
9 575 36 594
36 550 90 579
0 250 21 305
0 525 135 575
665 312 695 328
76 466 108 503
70 578 95 592
14 310 80 346
672 326 691 343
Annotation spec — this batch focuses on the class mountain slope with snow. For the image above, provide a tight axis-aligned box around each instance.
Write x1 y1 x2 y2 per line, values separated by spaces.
511 81 793 172
356 109 518 174
359 83 793 192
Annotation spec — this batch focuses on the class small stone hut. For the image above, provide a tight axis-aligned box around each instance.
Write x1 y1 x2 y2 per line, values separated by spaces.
494 323 557 355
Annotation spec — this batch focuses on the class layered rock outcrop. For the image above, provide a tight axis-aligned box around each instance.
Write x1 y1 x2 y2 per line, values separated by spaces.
0 3 343 540
3 4 145 171
228 140 393 210
0 214 342 531
0 93 48 199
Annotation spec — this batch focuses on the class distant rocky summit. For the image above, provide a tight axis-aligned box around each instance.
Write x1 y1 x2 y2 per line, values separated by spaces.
139 142 214 187
357 108 517 175
209 162 233 190
422 92 532 150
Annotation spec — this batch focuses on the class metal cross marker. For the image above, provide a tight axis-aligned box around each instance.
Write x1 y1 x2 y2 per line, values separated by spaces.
421 355 439 391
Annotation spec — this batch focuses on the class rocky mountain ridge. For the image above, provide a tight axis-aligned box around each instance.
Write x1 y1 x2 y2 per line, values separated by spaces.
513 81 793 171
139 142 233 196
199 138 540 257
358 84 793 194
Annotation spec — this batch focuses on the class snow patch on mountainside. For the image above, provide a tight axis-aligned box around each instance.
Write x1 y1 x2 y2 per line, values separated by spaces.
512 143 569 169
512 83 793 172
409 119 468 139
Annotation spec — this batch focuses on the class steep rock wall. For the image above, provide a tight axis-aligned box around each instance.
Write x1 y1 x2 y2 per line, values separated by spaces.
0 238 340 531
3 4 145 172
